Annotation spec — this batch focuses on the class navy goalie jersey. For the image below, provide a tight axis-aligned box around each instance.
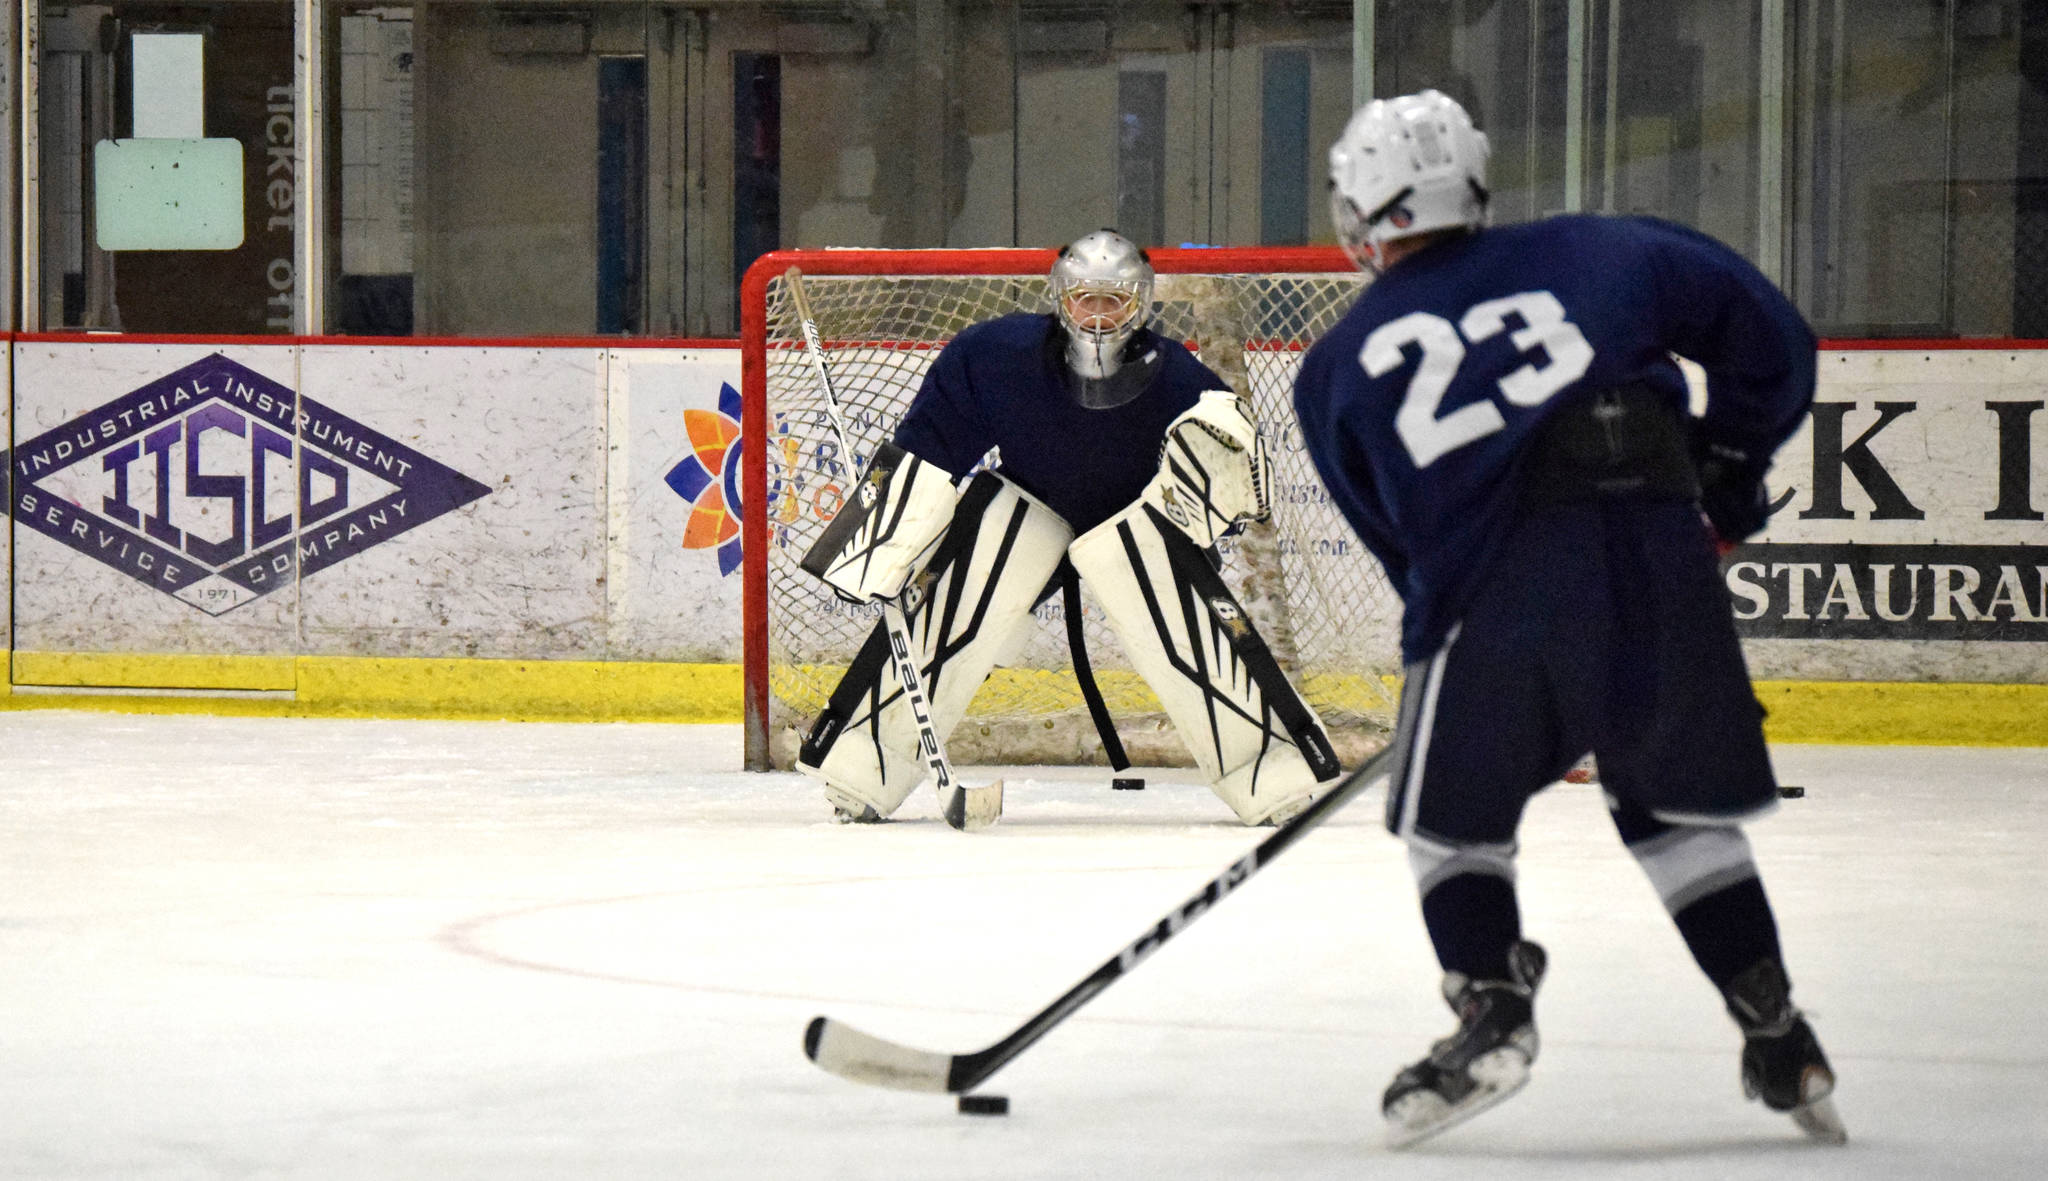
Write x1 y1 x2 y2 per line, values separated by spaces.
1293 214 1816 664
892 313 1230 535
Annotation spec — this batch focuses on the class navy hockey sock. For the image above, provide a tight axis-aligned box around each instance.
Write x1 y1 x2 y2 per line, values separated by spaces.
1672 876 1784 993
1422 873 1522 981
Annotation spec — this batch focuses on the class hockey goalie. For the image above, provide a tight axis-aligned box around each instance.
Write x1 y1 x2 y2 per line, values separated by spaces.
795 229 1344 827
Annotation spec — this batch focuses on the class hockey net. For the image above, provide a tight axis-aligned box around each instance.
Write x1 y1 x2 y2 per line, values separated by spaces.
740 247 1399 772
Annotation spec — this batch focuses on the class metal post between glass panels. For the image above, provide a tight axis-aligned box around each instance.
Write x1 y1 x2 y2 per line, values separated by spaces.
1759 0 1787 284
298 0 323 334
19 0 41 329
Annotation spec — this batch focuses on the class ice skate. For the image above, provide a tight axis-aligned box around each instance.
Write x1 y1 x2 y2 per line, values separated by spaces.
823 786 883 824
1383 940 1547 1149
1726 958 1846 1145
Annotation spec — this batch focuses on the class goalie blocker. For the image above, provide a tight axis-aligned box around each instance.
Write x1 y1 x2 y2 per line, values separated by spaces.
800 441 960 603
801 467 1341 826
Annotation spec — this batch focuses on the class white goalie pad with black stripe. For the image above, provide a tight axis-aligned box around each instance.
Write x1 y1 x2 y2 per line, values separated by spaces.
799 474 1075 817
1142 391 1272 548
800 442 961 602
1068 499 1343 825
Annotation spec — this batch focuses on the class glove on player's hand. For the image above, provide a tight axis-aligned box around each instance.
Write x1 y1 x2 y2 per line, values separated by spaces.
1694 439 1772 548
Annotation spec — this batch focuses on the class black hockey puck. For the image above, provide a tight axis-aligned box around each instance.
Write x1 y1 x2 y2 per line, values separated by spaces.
1111 777 1145 791
958 1094 1009 1116
1778 785 1806 799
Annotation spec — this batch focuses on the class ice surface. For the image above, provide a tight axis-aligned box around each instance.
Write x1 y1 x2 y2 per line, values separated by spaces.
1 711 2044 1179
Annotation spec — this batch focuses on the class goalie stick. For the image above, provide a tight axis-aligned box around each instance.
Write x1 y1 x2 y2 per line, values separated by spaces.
784 268 1003 833
802 740 1396 1093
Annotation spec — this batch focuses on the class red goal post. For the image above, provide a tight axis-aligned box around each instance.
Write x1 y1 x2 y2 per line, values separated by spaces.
740 247 1400 772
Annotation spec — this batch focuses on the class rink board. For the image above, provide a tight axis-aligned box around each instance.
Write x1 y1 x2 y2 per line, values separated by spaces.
1737 347 2048 684
5 338 744 688
2 337 2045 743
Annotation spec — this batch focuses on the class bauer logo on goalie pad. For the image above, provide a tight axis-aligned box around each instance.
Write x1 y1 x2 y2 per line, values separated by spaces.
1209 597 1249 637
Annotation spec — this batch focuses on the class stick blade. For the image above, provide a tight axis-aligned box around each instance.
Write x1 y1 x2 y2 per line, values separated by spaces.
804 1016 956 1093
942 779 1004 832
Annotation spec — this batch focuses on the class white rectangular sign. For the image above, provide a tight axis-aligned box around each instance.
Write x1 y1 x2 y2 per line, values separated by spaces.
1729 350 2048 680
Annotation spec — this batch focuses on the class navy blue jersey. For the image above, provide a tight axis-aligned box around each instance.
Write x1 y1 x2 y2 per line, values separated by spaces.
893 312 1229 534
1294 215 1816 663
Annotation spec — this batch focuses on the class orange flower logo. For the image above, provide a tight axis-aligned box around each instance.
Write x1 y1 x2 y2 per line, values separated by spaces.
664 383 745 575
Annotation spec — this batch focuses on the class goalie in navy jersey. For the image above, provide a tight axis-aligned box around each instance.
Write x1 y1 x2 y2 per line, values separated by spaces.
1293 92 1844 1147
796 229 1342 828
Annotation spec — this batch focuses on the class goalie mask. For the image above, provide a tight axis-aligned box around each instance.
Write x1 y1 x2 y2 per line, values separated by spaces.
1050 229 1157 408
1328 89 1490 273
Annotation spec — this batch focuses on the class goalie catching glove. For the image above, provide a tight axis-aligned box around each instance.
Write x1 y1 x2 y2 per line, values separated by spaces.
801 442 961 603
1143 391 1272 547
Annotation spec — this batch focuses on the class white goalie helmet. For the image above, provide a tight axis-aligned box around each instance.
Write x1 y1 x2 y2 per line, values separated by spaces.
1328 89 1490 272
1050 229 1155 382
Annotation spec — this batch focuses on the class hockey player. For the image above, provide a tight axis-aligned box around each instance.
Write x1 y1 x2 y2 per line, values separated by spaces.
1293 92 1844 1147
797 229 1343 827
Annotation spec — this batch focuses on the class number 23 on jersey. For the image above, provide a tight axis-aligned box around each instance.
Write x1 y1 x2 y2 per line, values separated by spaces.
1359 290 1596 468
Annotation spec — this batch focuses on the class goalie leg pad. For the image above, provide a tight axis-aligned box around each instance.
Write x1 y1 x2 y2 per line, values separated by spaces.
1213 745 1326 826
1068 500 1342 826
799 474 1074 816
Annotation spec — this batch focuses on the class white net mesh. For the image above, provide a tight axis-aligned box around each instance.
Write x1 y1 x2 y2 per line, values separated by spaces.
751 257 1400 768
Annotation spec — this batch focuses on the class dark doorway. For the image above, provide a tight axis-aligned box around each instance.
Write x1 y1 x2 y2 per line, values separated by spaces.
598 55 648 335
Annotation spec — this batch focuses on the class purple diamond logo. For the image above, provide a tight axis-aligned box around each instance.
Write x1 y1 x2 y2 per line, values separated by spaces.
10 353 492 616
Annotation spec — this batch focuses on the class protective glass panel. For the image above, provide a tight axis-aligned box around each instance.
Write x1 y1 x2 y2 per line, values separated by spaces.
335 5 416 335
1789 0 2032 336
365 2 655 336
335 1 1357 336
36 2 295 331
27 2 2044 338
1376 0 2036 337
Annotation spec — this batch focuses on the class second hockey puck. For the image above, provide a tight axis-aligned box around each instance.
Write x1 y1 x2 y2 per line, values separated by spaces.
1778 785 1806 799
1111 777 1145 790
958 1094 1009 1116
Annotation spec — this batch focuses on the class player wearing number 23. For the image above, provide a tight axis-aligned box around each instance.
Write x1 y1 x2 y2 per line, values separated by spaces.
1294 90 1844 1148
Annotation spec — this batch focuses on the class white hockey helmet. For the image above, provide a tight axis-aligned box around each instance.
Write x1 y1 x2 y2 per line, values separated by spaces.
1327 89 1490 272
1050 229 1155 381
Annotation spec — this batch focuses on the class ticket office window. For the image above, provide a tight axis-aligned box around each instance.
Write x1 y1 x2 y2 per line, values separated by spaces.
36 2 296 333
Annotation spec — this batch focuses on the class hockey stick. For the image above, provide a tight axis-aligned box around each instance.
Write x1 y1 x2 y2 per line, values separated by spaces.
783 268 1002 832
803 740 1397 1093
